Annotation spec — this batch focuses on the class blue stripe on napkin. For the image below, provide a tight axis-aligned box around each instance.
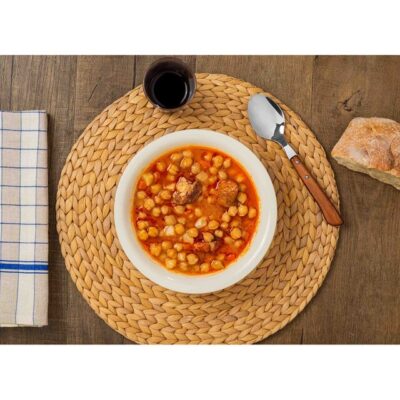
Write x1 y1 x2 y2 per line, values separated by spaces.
0 261 48 272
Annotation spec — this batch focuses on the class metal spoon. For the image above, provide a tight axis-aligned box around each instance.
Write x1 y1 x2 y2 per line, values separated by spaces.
248 94 343 226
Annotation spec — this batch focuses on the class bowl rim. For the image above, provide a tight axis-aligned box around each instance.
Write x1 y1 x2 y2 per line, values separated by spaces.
114 129 277 294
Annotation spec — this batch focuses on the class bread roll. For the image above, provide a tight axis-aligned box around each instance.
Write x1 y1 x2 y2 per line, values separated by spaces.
331 117 400 190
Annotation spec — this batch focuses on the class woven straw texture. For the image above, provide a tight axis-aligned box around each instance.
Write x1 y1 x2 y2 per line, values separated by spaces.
56 73 340 344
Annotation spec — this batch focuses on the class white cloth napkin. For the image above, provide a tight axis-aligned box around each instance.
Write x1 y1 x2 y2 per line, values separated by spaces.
0 111 48 327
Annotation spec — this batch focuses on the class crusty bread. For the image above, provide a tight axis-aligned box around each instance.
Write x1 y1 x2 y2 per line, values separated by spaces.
331 117 400 190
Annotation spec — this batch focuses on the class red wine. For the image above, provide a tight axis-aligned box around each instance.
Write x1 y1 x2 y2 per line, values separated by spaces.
144 58 196 110
149 71 189 109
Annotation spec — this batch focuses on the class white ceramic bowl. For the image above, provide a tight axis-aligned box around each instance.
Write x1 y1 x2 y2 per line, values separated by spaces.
114 129 277 294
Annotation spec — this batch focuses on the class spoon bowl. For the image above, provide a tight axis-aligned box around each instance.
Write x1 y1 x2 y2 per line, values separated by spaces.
248 94 297 159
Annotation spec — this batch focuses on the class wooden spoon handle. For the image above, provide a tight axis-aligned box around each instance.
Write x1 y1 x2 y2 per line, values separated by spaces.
290 156 343 226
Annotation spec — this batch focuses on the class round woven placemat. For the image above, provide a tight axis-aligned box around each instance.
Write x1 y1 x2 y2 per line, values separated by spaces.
56 73 340 344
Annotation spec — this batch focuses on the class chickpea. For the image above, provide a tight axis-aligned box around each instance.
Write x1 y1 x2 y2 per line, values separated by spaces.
137 191 147 200
142 172 154 186
152 207 161 217
147 227 159 237
231 227 242 240
174 205 185 215
161 241 173 250
231 219 240 227
165 183 176 191
143 198 155 210
221 212 231 223
166 248 177 259
221 222 229 230
208 220 219 230
135 198 145 207
166 174 176 182
174 223 185 235
154 196 162 205
177 252 186 262
211 260 224 270
187 253 199 265
208 176 217 184
167 163 179 175
248 207 257 219
180 157 193 169
200 263 210 273
137 220 149 230
212 155 224 168
236 174 245 183
214 229 223 238
193 265 200 273
156 161 166 172
237 192 247 204
196 171 208 182
165 215 177 225
238 205 248 217
239 183 247 192
217 253 225 261
149 243 162 257
165 258 177 269
191 162 201 174
187 227 199 238
170 152 183 162
223 158 231 168
177 217 186 225
160 190 172 200
183 233 194 244
195 217 207 229
182 150 193 158
209 166 218 175
137 230 148 241
138 212 146 219
203 232 214 242
161 205 170 215
204 152 213 161
234 240 244 249
228 206 238 217
174 243 183 251
224 236 234 245
218 170 227 180
179 262 188 271
163 225 175 236
153 172 160 182
194 208 202 217
150 184 162 194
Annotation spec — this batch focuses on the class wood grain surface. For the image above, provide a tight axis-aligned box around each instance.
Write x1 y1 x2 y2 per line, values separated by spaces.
0 56 399 344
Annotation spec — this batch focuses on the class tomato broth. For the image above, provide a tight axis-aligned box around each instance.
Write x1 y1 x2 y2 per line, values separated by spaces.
132 146 259 275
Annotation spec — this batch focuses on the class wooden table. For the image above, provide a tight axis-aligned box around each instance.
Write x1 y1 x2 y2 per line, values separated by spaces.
0 56 399 344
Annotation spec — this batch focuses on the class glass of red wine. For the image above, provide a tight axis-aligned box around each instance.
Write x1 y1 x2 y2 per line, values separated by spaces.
143 58 196 111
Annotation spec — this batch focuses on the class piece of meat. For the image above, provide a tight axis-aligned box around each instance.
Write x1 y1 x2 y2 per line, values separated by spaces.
215 179 239 207
172 177 202 205
193 240 222 253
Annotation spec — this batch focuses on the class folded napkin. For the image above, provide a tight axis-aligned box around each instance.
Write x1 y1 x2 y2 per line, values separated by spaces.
0 111 48 327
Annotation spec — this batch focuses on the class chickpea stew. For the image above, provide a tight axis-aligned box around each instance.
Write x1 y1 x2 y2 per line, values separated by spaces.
132 146 259 275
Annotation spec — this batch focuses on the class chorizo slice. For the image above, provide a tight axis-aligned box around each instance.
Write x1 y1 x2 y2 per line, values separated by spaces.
172 177 202 205
215 179 239 207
